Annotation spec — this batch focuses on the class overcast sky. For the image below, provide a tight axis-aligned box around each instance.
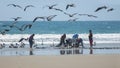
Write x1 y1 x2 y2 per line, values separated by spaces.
0 0 120 21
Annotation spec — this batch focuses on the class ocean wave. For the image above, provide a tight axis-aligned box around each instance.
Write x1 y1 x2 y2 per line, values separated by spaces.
0 33 120 44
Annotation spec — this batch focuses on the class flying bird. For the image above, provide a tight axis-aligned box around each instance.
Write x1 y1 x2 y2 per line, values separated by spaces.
24 5 34 11
79 14 98 18
107 8 114 12
23 24 32 30
19 38 27 42
45 4 57 9
66 4 75 10
0 29 10 35
46 15 57 21
7 4 22 9
95 6 107 12
52 8 63 12
64 12 77 17
68 18 79 21
12 17 22 21
33 17 45 22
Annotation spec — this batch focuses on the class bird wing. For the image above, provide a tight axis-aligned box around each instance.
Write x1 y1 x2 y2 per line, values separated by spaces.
66 5 69 10
16 5 22 8
47 15 57 21
7 4 15 6
51 4 57 7
24 5 34 11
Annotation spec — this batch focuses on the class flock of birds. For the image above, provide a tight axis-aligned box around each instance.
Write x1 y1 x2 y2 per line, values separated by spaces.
0 3 114 35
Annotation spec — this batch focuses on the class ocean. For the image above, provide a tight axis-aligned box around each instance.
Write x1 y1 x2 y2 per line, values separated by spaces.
0 21 120 44
0 21 120 56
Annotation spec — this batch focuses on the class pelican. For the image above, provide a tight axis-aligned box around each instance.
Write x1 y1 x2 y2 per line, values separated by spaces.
12 17 22 21
24 5 34 11
53 8 63 12
23 24 32 30
7 4 22 9
66 4 75 10
45 4 57 9
79 14 98 18
107 8 114 12
64 12 77 17
46 15 57 21
33 17 45 22
68 18 79 21
95 6 107 12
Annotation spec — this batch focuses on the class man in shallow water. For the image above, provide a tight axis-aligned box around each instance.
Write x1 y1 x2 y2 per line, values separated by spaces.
29 34 35 50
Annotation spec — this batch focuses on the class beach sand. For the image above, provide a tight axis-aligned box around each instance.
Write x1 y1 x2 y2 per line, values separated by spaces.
0 55 120 68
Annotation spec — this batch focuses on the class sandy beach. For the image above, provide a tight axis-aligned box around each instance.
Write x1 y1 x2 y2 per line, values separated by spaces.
0 55 120 68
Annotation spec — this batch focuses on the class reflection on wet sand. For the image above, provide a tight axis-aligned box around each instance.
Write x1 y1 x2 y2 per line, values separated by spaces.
60 48 83 55
29 50 33 55
89 48 93 54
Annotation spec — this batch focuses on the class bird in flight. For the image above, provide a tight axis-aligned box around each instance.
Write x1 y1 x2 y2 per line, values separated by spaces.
79 14 98 18
95 6 107 12
66 4 75 10
24 5 34 11
44 4 57 9
107 8 114 12
68 18 79 21
33 17 45 22
52 8 63 12
46 15 57 21
7 4 22 9
12 17 22 21
64 12 77 17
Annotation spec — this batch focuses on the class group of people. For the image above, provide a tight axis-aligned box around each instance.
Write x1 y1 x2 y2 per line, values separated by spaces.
27 30 93 49
57 30 93 48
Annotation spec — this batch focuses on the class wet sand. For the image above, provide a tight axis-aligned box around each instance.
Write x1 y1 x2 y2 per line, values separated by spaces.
0 55 120 68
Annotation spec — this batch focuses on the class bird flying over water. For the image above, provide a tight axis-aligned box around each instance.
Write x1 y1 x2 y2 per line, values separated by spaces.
12 17 22 21
33 17 45 22
64 12 77 17
107 8 114 12
79 14 98 18
95 6 107 12
68 18 79 21
7 4 22 9
44 4 57 9
24 5 34 11
52 8 63 12
66 4 75 10
46 15 57 21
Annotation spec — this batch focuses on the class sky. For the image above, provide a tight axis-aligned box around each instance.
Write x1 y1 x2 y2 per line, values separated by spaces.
0 0 120 21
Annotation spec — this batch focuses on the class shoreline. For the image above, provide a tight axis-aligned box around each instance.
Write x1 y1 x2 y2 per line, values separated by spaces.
0 55 120 68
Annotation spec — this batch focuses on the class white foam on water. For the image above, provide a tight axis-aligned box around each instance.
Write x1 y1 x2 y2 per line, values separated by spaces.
0 33 120 45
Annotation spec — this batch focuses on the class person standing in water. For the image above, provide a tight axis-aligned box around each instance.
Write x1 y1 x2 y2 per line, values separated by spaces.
57 34 66 47
88 30 93 48
29 34 35 50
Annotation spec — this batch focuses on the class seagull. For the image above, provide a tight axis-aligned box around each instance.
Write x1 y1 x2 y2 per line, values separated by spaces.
79 14 98 18
68 18 79 21
7 4 22 9
0 29 10 35
52 8 63 12
23 24 32 30
95 6 107 12
107 8 114 12
24 5 34 11
14 24 27 31
64 12 77 17
45 4 57 9
46 15 57 21
33 17 45 22
66 4 75 10
12 17 22 21
19 38 27 42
